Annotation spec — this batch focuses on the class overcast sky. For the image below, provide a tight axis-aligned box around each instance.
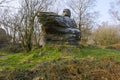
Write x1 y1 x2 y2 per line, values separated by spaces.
0 0 116 24
94 0 115 23
57 0 115 24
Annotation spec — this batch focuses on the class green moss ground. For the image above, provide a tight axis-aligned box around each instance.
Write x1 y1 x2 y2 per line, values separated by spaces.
1 45 120 79
0 45 120 71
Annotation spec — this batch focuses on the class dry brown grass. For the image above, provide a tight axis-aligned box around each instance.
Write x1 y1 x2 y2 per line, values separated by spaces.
106 43 120 51
5 58 120 80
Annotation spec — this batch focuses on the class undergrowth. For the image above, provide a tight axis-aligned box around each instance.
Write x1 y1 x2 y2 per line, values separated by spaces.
0 45 120 79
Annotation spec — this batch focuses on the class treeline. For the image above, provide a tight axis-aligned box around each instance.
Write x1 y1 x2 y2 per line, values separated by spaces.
0 0 56 52
0 0 120 52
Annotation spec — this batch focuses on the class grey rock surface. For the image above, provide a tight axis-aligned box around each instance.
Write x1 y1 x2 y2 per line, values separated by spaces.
37 9 80 43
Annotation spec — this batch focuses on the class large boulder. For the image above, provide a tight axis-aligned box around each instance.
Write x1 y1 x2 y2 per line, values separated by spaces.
37 12 80 34
37 11 80 42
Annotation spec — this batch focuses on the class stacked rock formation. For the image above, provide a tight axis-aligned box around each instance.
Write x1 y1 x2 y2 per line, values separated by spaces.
37 9 80 44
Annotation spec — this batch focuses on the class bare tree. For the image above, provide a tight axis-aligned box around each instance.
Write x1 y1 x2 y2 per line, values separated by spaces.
0 0 56 51
0 0 16 8
109 0 120 23
17 0 55 51
0 0 5 5
0 0 9 5
68 0 98 43
0 6 13 42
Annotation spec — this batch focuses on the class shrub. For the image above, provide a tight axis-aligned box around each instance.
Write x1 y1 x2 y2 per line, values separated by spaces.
106 43 120 51
93 24 120 46
0 44 23 53
0 28 11 44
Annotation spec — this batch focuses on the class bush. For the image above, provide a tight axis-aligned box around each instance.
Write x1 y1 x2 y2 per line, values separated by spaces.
106 43 120 51
93 24 120 46
0 44 23 53
0 28 11 44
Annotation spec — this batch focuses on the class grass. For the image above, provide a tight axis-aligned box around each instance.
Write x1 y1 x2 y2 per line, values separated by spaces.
0 45 120 71
1 45 120 80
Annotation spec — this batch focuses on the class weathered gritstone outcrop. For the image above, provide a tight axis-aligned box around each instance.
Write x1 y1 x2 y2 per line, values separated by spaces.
37 9 80 45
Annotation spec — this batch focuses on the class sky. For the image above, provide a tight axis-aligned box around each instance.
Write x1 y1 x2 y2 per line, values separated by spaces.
53 0 115 24
0 0 116 24
94 0 115 24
